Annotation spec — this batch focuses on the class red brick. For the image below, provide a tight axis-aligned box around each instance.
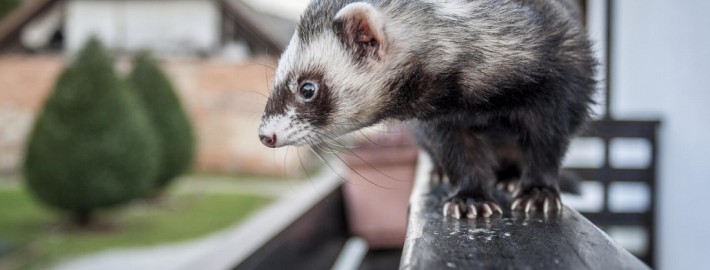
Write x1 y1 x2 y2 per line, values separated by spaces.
0 55 302 176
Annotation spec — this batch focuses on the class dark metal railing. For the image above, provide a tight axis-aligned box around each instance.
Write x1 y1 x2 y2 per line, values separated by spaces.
570 119 660 266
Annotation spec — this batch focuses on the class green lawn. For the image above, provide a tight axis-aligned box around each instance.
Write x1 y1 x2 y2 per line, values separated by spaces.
0 0 19 20
0 181 272 270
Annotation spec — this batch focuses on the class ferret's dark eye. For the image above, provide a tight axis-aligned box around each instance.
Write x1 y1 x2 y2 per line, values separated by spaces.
299 82 318 101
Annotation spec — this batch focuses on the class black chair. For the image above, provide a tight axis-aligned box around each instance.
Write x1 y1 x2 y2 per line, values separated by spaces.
567 119 660 267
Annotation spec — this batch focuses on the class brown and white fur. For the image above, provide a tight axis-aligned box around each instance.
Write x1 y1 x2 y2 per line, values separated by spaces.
259 0 596 219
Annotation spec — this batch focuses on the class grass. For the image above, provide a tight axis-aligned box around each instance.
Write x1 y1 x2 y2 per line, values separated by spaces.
0 0 19 20
0 180 272 270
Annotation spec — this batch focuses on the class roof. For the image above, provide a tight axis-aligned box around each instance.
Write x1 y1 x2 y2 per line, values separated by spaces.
0 0 63 51
0 0 295 55
241 0 308 22
219 0 295 54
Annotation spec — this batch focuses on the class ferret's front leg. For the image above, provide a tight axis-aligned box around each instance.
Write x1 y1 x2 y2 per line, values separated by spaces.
512 132 568 213
414 123 502 219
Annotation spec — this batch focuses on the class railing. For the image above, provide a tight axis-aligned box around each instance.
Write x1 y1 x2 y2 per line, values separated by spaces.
570 120 660 266
224 120 659 270
400 152 650 270
186 170 350 270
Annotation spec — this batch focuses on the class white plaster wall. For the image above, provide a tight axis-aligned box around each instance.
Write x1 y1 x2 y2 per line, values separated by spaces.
241 0 309 22
65 0 219 55
612 0 710 269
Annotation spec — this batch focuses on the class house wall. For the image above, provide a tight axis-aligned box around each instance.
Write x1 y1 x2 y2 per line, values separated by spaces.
611 0 710 269
0 56 64 173
0 55 302 177
65 0 220 55
241 0 308 22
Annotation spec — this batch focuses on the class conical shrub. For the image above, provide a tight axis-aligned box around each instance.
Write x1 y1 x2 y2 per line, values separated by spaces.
127 52 195 194
23 38 160 226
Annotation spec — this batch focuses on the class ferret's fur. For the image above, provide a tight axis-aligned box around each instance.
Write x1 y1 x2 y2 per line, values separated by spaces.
259 0 596 218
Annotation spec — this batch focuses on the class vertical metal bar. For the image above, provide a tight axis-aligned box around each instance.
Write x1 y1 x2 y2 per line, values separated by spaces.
604 0 614 119
602 134 611 214
648 124 659 268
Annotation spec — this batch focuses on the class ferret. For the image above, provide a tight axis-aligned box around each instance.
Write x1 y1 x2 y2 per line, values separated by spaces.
258 0 596 219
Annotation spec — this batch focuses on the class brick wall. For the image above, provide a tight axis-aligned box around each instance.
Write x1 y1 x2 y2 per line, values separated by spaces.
0 55 301 176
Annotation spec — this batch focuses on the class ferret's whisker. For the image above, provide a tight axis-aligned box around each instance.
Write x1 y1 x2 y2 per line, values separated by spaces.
313 134 393 189
356 129 379 146
246 60 276 71
264 63 271 94
329 148 393 189
315 132 407 183
282 146 290 179
242 90 269 100
310 130 355 150
308 136 340 154
304 137 357 186
296 147 316 190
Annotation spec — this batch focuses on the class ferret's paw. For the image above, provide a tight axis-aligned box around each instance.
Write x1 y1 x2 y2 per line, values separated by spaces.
511 187 562 213
443 197 503 219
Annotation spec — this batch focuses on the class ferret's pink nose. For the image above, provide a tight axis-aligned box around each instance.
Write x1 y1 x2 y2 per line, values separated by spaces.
260 134 277 148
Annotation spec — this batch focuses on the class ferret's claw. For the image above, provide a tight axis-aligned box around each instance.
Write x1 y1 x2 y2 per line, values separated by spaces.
466 205 478 218
481 203 493 217
511 187 562 213
443 197 502 219
525 199 534 213
443 202 461 219
453 205 462 219
511 198 523 210
491 203 503 214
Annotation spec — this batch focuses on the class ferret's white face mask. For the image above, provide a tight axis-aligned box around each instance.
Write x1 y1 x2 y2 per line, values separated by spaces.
259 2 391 148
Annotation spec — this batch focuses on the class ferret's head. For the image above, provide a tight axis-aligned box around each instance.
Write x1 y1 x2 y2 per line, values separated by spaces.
258 2 398 148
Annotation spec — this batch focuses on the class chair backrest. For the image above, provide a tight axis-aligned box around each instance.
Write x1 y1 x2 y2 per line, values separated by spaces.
566 119 660 267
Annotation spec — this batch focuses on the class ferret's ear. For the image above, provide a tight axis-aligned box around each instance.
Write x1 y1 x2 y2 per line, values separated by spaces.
334 2 388 61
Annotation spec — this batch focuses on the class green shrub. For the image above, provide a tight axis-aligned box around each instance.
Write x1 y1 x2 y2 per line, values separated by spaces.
0 0 20 20
127 52 195 194
23 38 159 226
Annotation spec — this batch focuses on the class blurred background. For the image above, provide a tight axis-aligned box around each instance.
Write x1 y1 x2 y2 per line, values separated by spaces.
0 0 708 270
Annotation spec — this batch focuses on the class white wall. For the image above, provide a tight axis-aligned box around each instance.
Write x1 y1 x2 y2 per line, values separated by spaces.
242 0 308 22
612 0 710 269
65 0 220 55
